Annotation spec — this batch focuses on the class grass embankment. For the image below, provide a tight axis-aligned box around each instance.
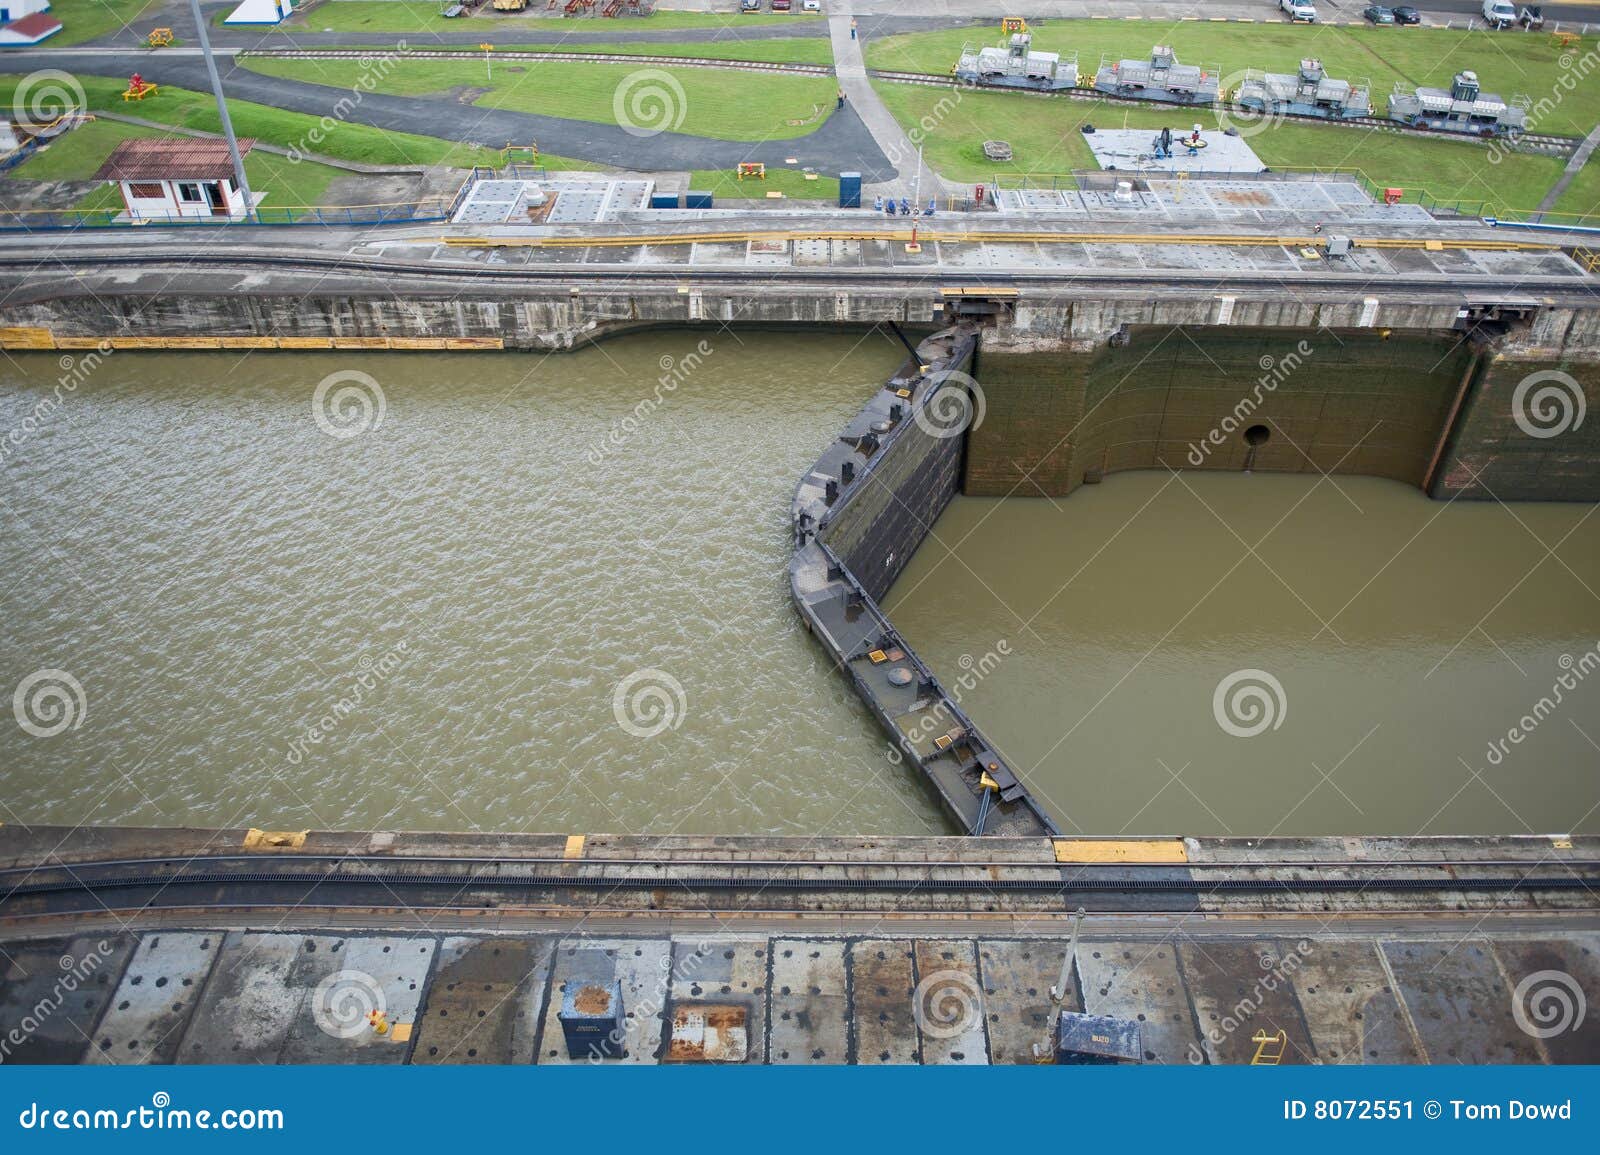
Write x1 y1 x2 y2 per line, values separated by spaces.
873 82 1575 215
270 2 820 35
867 22 1600 137
1553 158 1600 221
5 118 347 209
34 0 167 46
242 55 837 141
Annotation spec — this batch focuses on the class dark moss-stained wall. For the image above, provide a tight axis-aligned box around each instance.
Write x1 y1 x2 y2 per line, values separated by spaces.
967 328 1476 499
1432 358 1600 502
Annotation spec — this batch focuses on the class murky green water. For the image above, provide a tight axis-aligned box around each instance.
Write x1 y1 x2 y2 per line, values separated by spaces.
0 335 945 836
4 337 1598 838
885 472 1600 837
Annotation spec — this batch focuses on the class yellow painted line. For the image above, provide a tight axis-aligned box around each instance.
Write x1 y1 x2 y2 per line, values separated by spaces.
1054 838 1188 864
243 828 309 850
564 834 586 859
0 325 54 349
389 1022 413 1043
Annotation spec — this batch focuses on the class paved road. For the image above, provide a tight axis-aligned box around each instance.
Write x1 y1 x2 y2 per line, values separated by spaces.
19 49 894 179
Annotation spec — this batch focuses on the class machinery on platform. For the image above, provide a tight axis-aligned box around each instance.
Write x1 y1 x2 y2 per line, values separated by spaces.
954 31 1078 91
1234 59 1371 120
1387 70 1529 137
1093 45 1219 105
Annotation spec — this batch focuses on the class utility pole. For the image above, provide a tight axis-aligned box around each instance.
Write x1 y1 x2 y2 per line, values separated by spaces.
188 0 254 221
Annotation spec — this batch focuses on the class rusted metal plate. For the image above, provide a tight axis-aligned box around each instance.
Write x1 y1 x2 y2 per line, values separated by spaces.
1178 940 1317 1065
850 939 919 1064
411 937 553 1064
979 939 1071 1064
536 937 671 1064
912 940 988 1064
666 1003 748 1062
0 934 135 1064
1380 938 1544 1064
91 932 221 1066
667 937 766 1063
769 939 848 1064
1078 941 1200 1064
1488 935 1600 1064
1287 938 1423 1064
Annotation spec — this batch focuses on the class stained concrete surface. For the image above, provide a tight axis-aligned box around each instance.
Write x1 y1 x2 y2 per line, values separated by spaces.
4 926 1599 1065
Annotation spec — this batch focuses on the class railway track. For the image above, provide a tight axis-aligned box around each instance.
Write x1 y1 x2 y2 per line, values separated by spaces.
870 69 1580 154
241 48 833 76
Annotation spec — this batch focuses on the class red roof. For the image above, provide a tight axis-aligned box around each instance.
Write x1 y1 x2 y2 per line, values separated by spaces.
94 137 256 182
2 12 63 38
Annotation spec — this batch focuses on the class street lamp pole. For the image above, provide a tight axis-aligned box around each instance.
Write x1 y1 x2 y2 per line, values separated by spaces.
187 0 255 221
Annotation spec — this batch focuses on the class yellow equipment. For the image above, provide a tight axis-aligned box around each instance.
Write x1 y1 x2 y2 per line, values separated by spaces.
737 162 765 181
1250 1029 1288 1065
122 83 158 102
501 142 538 163
1001 16 1027 33
493 0 527 9
147 27 174 47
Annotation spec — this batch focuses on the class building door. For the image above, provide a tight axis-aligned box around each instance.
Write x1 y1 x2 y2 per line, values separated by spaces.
205 182 227 215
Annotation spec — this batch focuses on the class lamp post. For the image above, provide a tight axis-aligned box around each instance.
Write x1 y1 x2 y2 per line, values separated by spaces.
187 0 254 221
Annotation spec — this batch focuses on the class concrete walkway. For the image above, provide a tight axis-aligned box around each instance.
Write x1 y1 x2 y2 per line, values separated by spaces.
829 8 951 200
1537 122 1600 214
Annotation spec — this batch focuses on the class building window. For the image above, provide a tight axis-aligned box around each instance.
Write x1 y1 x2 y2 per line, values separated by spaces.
177 183 204 203
129 182 165 200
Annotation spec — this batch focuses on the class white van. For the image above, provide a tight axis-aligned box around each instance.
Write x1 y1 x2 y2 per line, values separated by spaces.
1482 0 1516 26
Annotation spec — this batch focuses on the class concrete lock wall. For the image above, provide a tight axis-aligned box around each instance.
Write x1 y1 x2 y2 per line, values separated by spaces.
815 342 974 603
1432 355 1600 502
966 327 1481 499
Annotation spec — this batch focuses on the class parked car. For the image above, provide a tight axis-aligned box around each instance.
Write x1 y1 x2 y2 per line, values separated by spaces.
802 0 822 10
740 0 760 10
1481 0 1516 26
1363 4 1395 23
1280 0 1318 22
771 0 791 10
1519 5 1544 28
1391 5 1421 22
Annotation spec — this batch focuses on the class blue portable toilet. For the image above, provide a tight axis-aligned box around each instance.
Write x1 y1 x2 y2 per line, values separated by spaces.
559 979 625 1060
839 171 862 209
649 192 681 209
684 191 714 209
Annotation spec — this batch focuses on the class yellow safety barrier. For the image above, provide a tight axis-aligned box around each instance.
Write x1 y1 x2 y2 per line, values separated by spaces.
0 333 508 352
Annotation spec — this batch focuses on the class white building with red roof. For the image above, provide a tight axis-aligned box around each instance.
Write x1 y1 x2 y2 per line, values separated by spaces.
0 1 63 47
94 138 259 221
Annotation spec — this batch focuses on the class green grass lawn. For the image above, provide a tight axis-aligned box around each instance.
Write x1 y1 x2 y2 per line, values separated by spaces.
1552 158 1600 222
687 165 836 200
5 117 346 209
274 1 820 35
242 56 837 141
873 82 1570 214
499 37 833 64
867 21 1600 138
39 0 168 46
0 74 506 170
